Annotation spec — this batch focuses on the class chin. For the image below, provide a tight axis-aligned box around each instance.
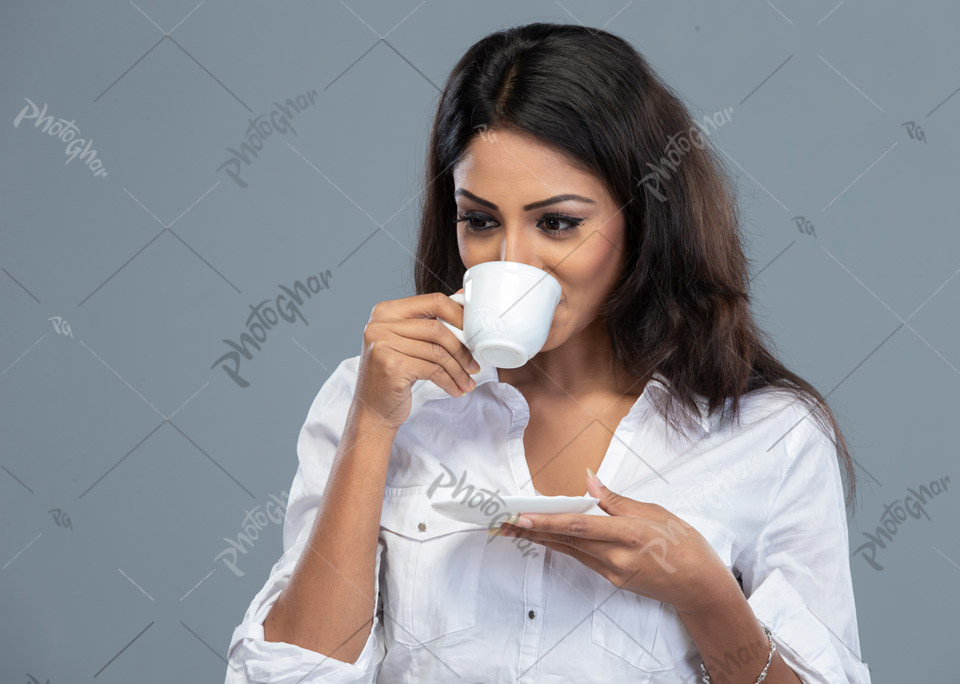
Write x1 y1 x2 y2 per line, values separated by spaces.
539 329 564 353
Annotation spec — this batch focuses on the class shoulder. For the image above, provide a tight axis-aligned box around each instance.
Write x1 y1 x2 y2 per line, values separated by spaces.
721 385 827 438
715 387 836 470
712 390 846 546
736 387 841 493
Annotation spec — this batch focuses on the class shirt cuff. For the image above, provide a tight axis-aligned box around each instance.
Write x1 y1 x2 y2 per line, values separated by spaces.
746 568 871 684
225 542 386 683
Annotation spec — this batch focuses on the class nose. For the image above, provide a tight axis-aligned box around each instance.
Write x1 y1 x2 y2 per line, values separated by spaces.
498 223 541 270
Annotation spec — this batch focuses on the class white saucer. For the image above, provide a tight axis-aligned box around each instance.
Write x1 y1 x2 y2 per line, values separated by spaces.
431 495 600 526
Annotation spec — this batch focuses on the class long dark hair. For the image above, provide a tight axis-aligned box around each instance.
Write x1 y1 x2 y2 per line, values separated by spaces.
413 22 858 512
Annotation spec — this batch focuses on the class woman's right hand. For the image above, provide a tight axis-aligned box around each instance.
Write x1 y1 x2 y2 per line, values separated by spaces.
353 289 481 431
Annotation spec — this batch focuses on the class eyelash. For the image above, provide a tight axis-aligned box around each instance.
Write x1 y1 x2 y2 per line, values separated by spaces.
454 211 584 237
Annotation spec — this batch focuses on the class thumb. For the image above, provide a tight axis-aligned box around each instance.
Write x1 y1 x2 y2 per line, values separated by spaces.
586 467 631 516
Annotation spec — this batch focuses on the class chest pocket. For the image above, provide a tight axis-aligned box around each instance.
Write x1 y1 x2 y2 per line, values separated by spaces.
590 513 736 672
591 580 673 672
379 488 489 645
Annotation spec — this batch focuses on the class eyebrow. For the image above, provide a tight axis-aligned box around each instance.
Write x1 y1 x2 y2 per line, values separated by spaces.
455 188 596 211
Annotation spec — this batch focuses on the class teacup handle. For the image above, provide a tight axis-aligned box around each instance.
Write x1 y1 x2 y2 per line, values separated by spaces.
439 292 467 345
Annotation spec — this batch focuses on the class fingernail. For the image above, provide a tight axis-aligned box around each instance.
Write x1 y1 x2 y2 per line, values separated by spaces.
470 357 481 372
586 467 603 488
515 516 533 528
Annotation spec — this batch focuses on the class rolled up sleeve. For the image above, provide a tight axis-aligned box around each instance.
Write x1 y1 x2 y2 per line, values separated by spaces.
225 356 387 683
739 411 872 683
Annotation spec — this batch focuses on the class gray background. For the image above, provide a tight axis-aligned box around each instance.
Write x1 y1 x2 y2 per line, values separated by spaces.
1 1 957 681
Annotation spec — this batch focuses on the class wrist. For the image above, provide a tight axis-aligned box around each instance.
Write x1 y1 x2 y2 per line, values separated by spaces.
676 566 743 620
350 402 401 438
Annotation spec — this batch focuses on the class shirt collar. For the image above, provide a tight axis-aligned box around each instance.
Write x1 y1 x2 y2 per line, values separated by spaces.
412 357 713 435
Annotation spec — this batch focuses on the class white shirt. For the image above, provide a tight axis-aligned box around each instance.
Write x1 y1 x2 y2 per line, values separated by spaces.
226 353 871 683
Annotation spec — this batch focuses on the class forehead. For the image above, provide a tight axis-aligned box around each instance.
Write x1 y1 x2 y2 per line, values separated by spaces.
452 128 607 201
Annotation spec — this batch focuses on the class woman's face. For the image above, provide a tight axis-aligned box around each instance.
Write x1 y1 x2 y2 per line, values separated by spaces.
451 127 627 352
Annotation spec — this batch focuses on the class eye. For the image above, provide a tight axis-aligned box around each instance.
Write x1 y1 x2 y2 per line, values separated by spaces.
536 212 584 235
454 211 498 232
454 211 584 238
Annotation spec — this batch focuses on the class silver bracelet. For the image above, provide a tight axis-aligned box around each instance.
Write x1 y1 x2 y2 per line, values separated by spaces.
699 624 776 683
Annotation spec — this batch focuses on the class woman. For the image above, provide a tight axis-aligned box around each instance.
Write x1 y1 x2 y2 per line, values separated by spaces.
226 22 870 683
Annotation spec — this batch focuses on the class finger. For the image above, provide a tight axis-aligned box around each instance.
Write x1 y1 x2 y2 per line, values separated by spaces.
510 512 627 542
370 291 464 328
433 289 478 373
530 537 620 586
537 536 650 594
502 524 615 561
389 291 470 348
370 292 476 371
384 325 479 394
376 336 468 398
386 317 480 378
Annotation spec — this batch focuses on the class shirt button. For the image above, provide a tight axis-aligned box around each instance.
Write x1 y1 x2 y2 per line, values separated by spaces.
528 610 535 619
418 522 426 532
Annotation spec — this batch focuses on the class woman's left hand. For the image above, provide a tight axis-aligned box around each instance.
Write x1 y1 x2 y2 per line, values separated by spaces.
496 470 736 616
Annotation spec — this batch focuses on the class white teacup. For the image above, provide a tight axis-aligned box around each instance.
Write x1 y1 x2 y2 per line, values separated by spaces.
440 261 562 368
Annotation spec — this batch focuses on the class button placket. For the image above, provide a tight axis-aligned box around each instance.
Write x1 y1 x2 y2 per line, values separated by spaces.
517 534 545 684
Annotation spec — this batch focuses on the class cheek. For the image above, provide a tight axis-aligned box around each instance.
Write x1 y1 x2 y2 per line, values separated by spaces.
553 250 618 305
545 248 620 329
457 236 471 267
